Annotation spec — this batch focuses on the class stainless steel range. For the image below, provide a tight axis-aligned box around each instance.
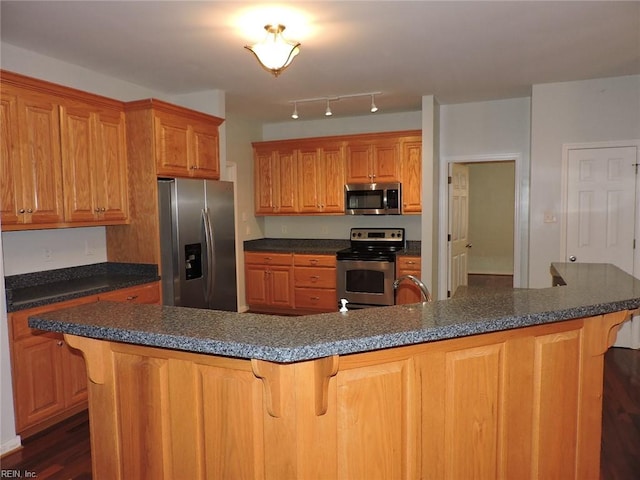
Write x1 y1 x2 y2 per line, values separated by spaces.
336 228 405 309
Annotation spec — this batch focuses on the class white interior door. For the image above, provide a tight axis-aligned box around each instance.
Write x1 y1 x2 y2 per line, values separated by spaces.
566 146 637 271
449 163 470 296
566 145 639 347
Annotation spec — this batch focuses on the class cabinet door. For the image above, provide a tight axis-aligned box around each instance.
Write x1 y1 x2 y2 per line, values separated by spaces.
346 143 372 183
245 264 269 306
395 256 422 304
94 109 128 221
298 147 322 213
191 119 220 179
14 89 64 225
61 343 89 408
269 265 294 308
60 103 96 223
401 138 422 213
275 149 298 214
372 140 400 183
254 149 276 214
320 144 345 213
12 333 66 432
0 88 22 226
154 111 191 177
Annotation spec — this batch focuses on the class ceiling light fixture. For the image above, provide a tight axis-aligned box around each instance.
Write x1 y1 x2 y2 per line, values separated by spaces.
244 24 300 77
288 92 382 119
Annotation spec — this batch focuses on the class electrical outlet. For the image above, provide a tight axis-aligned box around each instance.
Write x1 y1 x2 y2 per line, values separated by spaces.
543 212 557 223
281 225 288 234
43 248 53 262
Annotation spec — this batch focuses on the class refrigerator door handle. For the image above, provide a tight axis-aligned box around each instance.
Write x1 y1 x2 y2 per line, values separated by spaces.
202 208 214 306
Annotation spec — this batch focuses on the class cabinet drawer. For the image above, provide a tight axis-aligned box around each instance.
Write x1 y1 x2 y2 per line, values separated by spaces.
293 254 336 268
396 256 421 270
294 267 336 289
245 252 293 266
294 288 337 311
10 295 98 342
98 282 161 304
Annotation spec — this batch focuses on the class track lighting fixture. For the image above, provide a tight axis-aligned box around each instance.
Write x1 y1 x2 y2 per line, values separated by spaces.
287 91 381 119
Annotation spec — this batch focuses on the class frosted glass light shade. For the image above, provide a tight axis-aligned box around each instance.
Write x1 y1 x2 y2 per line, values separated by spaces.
245 24 300 77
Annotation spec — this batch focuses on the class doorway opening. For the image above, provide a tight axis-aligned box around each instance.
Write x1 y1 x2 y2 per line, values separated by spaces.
439 153 524 299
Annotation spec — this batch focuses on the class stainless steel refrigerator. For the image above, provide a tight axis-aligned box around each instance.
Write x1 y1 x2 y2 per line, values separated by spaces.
158 178 237 311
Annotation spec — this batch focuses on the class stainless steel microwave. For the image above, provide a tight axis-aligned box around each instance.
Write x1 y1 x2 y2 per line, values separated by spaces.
344 182 402 215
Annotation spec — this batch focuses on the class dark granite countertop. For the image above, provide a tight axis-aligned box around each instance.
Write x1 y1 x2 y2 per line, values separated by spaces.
5 263 160 312
243 238 421 256
29 263 640 363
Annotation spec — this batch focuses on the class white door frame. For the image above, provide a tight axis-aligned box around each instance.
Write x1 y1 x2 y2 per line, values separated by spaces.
438 153 526 299
560 140 640 275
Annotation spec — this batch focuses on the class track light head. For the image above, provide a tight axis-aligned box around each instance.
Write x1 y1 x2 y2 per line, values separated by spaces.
291 102 299 119
325 100 332 116
370 94 378 113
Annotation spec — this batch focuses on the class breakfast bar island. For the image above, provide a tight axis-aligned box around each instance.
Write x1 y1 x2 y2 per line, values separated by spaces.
29 263 640 480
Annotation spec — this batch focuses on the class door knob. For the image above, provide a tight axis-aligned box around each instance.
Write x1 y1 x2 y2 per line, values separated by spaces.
569 255 577 262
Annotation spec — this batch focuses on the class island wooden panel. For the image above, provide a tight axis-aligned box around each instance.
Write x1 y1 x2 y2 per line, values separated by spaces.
65 310 630 479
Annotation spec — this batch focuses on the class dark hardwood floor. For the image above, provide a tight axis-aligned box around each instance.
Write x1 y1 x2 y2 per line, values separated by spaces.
2 348 639 479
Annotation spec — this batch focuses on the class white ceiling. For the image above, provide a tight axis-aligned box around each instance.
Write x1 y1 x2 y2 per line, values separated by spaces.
1 1 639 122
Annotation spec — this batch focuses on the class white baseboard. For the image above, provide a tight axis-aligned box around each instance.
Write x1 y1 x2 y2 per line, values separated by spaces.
0 435 22 456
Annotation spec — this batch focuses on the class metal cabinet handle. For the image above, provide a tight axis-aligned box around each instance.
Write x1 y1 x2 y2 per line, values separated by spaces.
569 255 577 262
465 243 473 248
126 295 139 301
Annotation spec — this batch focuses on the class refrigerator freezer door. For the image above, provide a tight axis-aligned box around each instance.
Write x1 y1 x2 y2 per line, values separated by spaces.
204 180 237 311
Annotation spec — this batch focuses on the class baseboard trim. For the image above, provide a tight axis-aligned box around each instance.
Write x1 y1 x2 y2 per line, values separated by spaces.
0 435 22 456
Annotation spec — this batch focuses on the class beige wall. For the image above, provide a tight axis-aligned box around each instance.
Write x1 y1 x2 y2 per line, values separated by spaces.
529 75 640 287
468 162 515 275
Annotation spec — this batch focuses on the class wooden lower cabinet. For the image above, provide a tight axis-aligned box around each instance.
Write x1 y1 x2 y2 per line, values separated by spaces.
395 255 422 304
245 252 294 313
67 310 628 479
293 253 337 313
8 281 161 436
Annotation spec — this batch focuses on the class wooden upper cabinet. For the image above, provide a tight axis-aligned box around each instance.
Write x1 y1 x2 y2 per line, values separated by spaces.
253 130 418 216
152 104 223 180
346 138 400 184
0 83 64 227
401 136 422 213
254 146 298 214
59 103 128 223
275 148 298 213
1 71 129 230
254 148 276 214
297 143 346 214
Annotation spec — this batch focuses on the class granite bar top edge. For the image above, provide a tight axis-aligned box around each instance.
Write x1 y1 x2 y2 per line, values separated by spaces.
28 263 640 363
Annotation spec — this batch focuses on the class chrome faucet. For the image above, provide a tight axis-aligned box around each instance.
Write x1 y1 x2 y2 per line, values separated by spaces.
393 275 432 302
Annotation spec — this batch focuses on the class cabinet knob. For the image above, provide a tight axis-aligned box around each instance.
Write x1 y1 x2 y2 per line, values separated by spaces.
126 295 139 301
57 341 64 347
95 208 101 213
26 208 33 213
101 207 106 212
18 208 25 214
